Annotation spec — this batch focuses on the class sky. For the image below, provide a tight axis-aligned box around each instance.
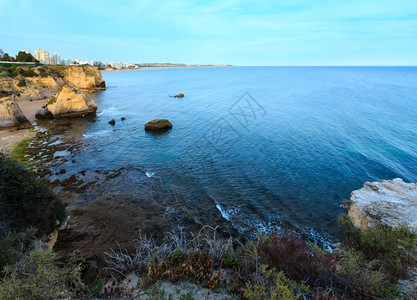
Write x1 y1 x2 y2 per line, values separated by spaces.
1 0 416 65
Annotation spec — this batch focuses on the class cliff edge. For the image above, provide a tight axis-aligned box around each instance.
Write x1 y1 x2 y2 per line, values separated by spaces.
341 178 417 230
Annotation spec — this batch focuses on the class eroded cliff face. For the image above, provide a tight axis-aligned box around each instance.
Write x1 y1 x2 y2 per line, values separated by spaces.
0 95 32 130
62 65 106 91
0 65 105 103
342 178 417 230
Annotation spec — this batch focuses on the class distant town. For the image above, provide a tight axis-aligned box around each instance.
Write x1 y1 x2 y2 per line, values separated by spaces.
0 48 231 70
0 48 137 70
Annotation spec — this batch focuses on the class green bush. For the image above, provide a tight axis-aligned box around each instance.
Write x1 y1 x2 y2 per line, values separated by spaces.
244 265 309 300
16 79 26 87
340 250 395 298
338 214 417 279
0 228 36 276
21 69 38 77
0 154 67 237
0 248 84 299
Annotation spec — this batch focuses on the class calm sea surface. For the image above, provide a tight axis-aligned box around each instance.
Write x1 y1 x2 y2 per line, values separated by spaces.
38 67 417 245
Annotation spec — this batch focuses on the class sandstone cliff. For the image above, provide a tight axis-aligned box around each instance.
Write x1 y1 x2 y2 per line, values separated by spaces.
42 85 97 118
62 65 106 91
0 96 32 130
0 65 105 102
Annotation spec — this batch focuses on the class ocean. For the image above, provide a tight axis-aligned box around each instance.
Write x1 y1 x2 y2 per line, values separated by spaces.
32 66 417 249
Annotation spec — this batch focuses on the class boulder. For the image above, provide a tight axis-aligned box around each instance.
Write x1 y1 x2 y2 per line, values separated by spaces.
108 119 115 125
0 96 32 130
44 85 97 118
144 119 173 131
35 107 54 120
62 65 106 90
341 178 417 230
174 93 184 98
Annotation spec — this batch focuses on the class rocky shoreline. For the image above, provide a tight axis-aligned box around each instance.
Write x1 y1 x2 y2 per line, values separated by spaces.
2 65 417 298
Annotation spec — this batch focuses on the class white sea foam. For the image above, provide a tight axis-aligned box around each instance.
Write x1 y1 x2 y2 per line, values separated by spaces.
146 172 155 178
83 130 112 139
216 204 240 222
97 106 121 117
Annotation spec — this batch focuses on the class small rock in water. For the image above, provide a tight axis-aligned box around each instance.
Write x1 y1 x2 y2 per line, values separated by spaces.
108 119 115 125
144 119 172 131
174 93 184 98
121 117 125 121
72 159 76 163
59 169 66 174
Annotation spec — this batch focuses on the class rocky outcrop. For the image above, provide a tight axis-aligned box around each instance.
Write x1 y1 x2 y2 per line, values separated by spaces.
62 65 106 91
0 65 105 103
39 86 97 118
0 96 32 130
144 119 173 131
341 178 417 230
174 93 184 98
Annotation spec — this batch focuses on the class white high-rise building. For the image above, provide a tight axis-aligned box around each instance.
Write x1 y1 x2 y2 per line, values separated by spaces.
39 50 50 64
34 49 50 64
0 49 4 59
34 49 41 61
52 52 61 65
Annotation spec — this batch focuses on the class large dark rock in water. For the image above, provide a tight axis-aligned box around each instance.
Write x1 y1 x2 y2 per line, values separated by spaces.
35 107 54 120
0 96 32 130
144 119 173 131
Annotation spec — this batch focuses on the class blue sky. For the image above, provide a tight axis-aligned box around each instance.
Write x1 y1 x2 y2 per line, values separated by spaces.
1 0 416 65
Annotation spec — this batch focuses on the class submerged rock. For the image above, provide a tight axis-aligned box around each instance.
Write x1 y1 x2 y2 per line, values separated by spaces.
0 95 32 130
144 119 173 131
44 85 98 118
342 178 417 230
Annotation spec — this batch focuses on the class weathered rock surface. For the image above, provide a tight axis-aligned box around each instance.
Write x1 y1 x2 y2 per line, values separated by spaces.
35 107 54 120
0 96 32 130
62 65 106 90
144 119 173 131
342 178 417 230
42 86 97 118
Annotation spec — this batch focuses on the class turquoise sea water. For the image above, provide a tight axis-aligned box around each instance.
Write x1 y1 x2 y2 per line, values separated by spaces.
43 67 417 244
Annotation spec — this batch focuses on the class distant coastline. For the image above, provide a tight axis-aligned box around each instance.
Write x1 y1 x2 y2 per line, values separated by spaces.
101 64 233 73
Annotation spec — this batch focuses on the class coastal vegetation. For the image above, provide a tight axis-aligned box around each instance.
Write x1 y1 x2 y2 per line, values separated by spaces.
99 220 416 299
0 154 84 299
0 148 416 299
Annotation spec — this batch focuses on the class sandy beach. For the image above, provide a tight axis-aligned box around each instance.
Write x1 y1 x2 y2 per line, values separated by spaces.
0 99 45 152
100 65 232 73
